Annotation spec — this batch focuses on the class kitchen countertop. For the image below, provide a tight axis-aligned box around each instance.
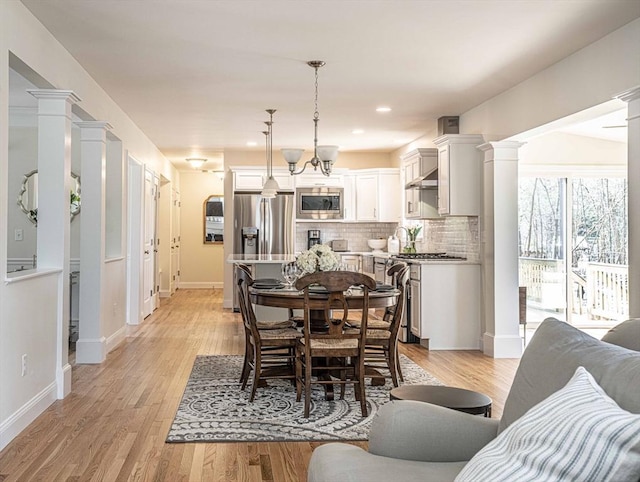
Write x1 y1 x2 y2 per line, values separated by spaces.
227 253 480 265
226 254 296 264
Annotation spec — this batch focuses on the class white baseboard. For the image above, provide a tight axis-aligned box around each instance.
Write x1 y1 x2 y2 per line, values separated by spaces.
178 281 224 289
223 297 233 309
106 326 126 353
159 289 171 298
75 337 107 364
0 381 57 451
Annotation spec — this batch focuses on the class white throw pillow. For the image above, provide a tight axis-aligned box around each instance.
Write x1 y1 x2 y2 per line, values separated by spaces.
455 366 640 482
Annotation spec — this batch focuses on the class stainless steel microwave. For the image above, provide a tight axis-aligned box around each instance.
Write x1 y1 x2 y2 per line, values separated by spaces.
296 187 344 220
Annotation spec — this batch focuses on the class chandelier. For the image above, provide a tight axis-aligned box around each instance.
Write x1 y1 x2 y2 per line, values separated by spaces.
281 60 338 177
261 109 279 198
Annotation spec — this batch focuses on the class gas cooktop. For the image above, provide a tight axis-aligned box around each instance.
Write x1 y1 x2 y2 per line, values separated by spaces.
394 253 467 260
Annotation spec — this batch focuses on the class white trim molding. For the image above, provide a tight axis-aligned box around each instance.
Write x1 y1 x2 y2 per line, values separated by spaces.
0 381 57 451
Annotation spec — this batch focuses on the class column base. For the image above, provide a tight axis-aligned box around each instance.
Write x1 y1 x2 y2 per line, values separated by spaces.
483 333 523 358
57 363 72 398
76 337 107 364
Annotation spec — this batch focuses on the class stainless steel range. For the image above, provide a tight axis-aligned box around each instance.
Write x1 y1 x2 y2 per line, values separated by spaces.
394 253 467 261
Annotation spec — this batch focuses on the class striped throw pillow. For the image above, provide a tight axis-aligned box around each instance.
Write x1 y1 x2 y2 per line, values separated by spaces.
455 366 640 482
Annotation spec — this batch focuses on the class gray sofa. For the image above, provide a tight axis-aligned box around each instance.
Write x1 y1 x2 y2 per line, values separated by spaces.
308 318 640 482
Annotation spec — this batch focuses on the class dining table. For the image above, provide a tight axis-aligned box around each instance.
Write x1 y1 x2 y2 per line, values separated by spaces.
250 283 400 398
250 285 399 325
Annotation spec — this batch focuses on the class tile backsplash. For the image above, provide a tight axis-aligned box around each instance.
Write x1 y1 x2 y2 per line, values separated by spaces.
295 217 479 262
296 223 396 252
419 217 480 262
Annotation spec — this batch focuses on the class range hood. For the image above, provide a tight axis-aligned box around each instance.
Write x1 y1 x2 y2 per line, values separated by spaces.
405 168 438 189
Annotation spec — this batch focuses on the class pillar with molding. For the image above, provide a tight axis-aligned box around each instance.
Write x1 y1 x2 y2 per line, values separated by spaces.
479 141 525 358
615 87 640 318
75 121 112 364
27 89 80 397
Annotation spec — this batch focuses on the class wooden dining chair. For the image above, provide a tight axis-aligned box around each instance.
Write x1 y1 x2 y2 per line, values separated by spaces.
235 267 301 401
359 264 410 387
294 271 376 418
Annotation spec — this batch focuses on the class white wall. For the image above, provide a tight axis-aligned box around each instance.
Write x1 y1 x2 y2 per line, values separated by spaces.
179 170 225 288
519 131 627 168
7 124 38 261
461 18 640 140
0 0 178 450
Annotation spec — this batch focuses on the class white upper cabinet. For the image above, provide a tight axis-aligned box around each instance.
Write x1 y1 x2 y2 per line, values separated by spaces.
233 168 294 191
343 174 357 221
295 171 344 187
270 170 295 191
234 170 264 191
401 148 439 219
355 173 378 221
433 134 484 216
355 169 401 223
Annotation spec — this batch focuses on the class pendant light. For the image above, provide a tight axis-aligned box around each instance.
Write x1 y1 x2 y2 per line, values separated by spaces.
261 109 279 198
281 60 338 177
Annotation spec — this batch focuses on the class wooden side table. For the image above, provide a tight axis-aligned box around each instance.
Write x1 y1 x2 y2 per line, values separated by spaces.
390 385 492 417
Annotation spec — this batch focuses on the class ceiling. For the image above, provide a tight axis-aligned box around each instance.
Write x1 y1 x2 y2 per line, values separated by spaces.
17 0 639 170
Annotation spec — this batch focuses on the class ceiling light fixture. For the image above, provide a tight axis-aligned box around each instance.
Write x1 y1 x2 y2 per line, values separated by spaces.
186 158 207 169
376 106 392 112
246 141 257 146
352 129 365 135
281 60 338 177
261 109 279 199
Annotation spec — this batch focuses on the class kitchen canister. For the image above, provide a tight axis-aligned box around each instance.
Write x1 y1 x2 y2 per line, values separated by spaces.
387 235 400 254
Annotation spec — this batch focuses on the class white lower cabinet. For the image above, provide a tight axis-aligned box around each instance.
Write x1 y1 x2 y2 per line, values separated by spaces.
340 254 361 272
410 278 422 338
415 263 481 349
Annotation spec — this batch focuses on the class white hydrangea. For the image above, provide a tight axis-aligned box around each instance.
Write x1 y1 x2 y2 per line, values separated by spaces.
296 244 340 275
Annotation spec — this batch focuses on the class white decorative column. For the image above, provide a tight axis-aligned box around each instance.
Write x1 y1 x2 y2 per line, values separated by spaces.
28 89 81 398
478 141 525 358
615 87 640 318
75 121 112 364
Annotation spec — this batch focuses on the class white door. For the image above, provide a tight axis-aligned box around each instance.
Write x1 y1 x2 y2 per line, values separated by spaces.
152 175 160 308
143 169 156 317
171 188 181 293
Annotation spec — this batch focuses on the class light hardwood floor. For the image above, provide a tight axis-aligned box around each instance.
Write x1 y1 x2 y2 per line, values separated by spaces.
0 289 520 481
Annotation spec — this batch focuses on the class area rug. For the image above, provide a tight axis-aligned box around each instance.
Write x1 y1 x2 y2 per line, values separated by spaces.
166 354 441 443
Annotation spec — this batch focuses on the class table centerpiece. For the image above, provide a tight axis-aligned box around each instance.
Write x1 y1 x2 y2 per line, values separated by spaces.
296 243 341 275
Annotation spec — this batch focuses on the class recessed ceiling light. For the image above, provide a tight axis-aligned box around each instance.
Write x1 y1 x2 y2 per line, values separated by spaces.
246 141 257 147
352 129 365 135
376 106 392 113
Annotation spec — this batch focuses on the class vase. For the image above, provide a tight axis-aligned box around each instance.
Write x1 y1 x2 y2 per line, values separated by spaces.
403 239 417 253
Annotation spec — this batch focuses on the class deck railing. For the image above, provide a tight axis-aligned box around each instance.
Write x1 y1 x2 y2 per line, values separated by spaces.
519 257 628 321
586 263 629 320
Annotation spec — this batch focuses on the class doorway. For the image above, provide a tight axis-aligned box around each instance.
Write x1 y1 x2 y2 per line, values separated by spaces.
518 174 628 338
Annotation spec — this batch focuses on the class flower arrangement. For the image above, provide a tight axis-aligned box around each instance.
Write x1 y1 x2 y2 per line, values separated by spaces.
403 225 422 253
407 225 422 241
296 244 341 275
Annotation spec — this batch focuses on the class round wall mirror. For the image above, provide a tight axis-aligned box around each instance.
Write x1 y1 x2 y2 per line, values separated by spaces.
17 170 81 225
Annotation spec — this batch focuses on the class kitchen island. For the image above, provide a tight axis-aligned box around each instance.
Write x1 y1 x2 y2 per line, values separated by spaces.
227 254 297 320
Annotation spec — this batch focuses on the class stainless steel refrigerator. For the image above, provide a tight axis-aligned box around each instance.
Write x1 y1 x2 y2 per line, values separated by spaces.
232 191 295 310
233 191 295 256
